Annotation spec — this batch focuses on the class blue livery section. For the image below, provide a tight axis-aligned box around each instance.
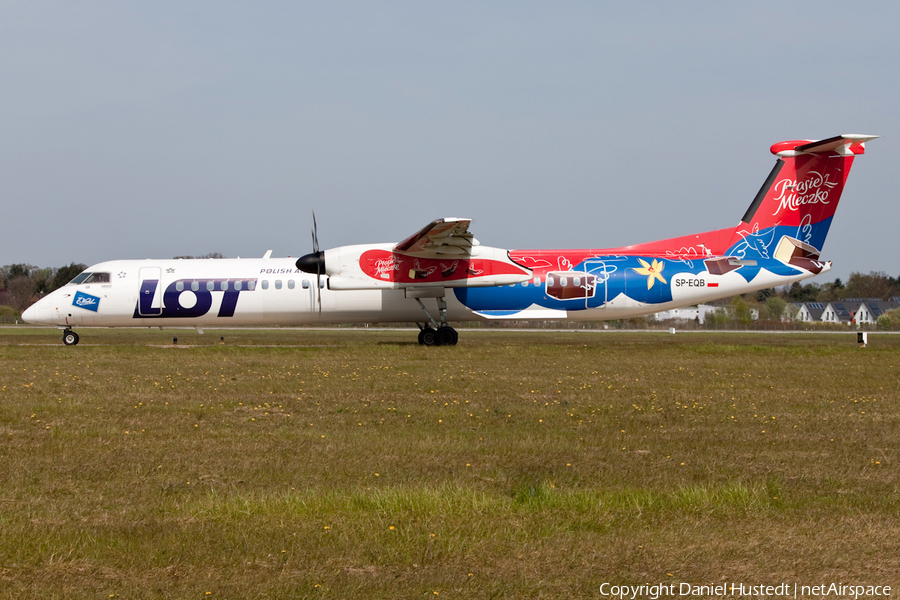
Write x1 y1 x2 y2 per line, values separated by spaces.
454 254 803 313
725 222 819 282
455 256 709 312
726 218 833 261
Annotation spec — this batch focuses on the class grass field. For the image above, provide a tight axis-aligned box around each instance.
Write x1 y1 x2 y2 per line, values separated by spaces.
1 327 898 599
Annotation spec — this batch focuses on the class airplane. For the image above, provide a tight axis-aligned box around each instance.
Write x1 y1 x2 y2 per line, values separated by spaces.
22 134 876 346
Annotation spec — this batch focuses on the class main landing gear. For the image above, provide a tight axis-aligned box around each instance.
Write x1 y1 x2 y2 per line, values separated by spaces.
417 325 458 346
414 296 458 346
62 328 80 346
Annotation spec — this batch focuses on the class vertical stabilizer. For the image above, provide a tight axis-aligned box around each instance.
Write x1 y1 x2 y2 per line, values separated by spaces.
726 134 876 260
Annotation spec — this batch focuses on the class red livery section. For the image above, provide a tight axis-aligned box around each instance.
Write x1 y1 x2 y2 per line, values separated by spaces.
740 153 853 232
593 227 736 260
359 249 528 285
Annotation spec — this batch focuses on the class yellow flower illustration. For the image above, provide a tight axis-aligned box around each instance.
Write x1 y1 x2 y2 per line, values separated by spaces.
633 258 667 289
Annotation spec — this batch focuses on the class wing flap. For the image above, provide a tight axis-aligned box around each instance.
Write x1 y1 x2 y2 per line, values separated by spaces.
394 218 480 257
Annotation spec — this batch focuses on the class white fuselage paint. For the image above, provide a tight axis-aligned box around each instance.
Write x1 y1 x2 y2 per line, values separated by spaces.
23 255 822 330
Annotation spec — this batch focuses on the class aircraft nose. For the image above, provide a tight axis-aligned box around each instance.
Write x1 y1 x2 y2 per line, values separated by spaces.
21 303 38 323
21 300 49 324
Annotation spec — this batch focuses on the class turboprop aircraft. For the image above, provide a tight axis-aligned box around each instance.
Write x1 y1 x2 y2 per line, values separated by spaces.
23 134 876 346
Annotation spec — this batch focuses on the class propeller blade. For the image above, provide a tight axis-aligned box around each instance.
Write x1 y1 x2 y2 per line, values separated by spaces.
313 211 321 314
316 271 322 316
312 211 319 253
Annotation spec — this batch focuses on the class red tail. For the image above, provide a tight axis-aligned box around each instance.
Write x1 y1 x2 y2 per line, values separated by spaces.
726 134 876 256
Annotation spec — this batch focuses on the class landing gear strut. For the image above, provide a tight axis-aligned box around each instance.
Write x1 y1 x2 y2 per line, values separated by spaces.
62 329 80 346
415 297 458 346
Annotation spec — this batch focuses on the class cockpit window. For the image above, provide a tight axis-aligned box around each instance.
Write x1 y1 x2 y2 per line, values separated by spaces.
67 272 111 285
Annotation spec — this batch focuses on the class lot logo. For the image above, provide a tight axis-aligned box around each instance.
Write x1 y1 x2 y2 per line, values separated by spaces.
133 278 257 319
73 291 100 312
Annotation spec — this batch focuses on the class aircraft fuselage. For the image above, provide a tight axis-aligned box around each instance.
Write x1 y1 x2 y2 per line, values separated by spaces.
23 252 819 330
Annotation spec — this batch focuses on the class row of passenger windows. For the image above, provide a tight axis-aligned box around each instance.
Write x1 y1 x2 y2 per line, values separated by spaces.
517 276 587 287
260 279 324 290
175 280 255 292
71 271 590 290
547 275 585 287
172 279 324 292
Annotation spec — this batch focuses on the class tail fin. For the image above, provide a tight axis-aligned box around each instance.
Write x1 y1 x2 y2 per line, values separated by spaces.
726 134 877 260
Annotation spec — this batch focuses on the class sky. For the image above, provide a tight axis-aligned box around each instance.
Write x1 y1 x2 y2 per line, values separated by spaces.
1 1 897 282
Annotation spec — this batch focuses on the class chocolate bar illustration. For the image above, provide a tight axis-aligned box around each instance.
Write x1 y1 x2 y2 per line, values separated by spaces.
546 272 596 300
773 236 825 274
409 259 438 280
704 258 742 275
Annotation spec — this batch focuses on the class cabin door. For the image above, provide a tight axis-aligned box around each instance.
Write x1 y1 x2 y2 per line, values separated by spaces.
137 267 162 316
580 260 613 309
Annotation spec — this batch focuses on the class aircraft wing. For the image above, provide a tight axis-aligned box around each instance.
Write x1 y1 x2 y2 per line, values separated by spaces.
323 217 530 290
394 218 479 257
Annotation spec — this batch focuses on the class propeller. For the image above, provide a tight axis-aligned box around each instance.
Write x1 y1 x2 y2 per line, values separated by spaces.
296 211 326 314
312 212 321 314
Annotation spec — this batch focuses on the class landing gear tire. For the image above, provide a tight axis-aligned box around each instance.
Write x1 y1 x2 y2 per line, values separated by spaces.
436 325 458 346
418 327 437 346
62 330 80 346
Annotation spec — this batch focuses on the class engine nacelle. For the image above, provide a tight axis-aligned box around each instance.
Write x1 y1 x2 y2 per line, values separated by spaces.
299 243 532 291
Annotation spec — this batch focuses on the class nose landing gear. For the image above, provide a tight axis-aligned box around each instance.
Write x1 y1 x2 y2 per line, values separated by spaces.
62 329 80 346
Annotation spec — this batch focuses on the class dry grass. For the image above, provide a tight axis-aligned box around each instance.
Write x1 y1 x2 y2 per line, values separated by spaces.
1 327 898 598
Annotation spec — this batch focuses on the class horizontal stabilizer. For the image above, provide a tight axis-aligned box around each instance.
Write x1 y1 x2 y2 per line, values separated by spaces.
770 134 878 157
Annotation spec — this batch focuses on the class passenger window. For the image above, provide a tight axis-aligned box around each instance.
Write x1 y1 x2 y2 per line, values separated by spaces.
235 281 242 291
573 277 581 287
319 279 325 289
547 275 554 287
302 280 310 289
206 281 215 291
560 277 568 287
533 277 541 285
262 280 269 290
247 280 256 290
176 281 184 292
191 281 199 292
288 280 295 289
220 281 228 291
275 280 282 289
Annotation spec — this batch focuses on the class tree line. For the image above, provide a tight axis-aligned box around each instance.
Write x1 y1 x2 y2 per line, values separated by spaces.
778 271 900 303
0 263 87 314
742 271 900 329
